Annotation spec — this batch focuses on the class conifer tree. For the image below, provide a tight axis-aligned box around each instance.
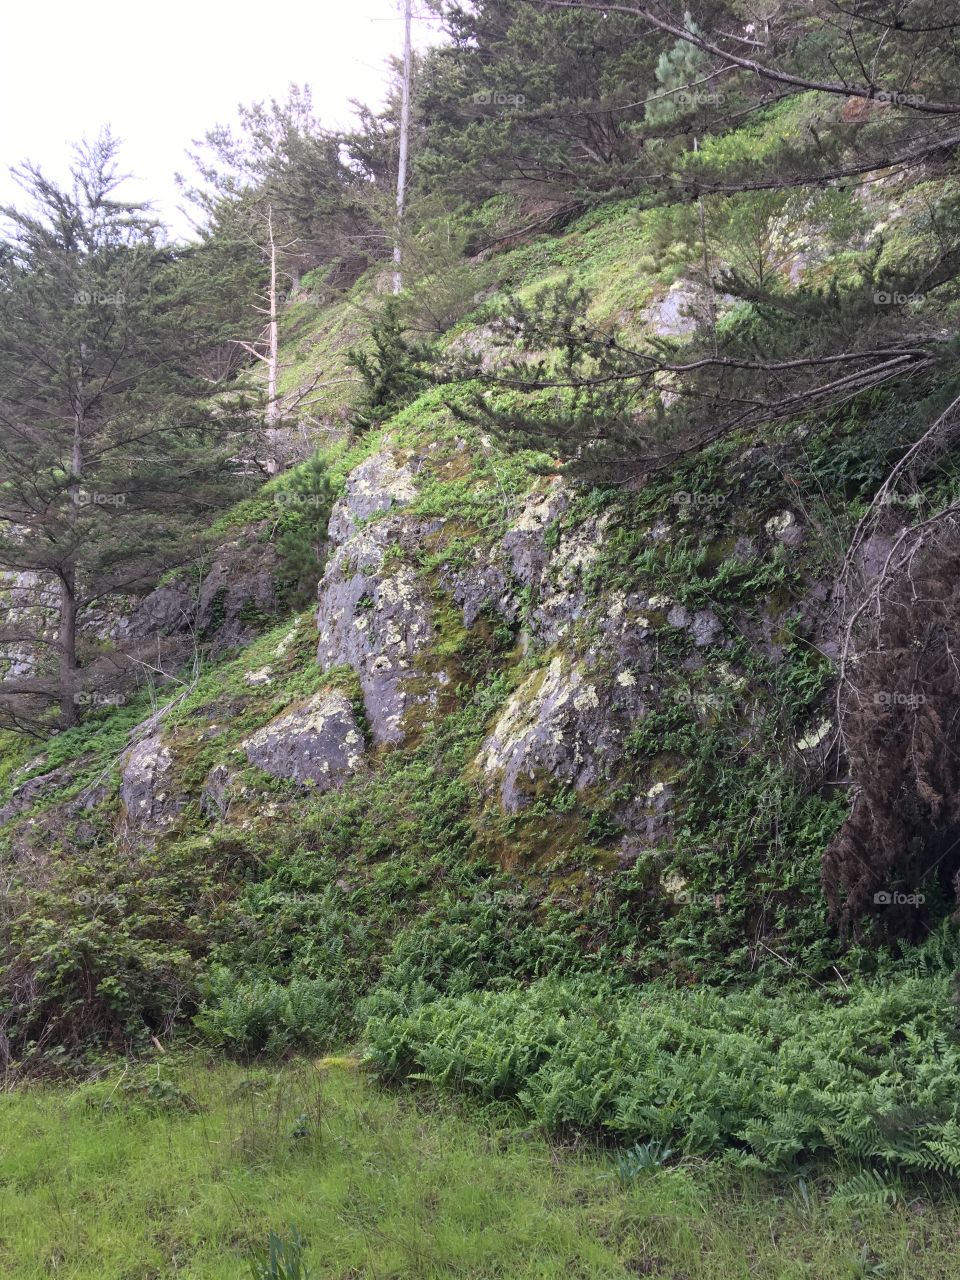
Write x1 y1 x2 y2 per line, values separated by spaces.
0 134 256 731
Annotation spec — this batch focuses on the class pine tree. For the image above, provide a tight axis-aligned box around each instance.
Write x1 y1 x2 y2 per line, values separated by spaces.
644 11 710 127
0 134 257 731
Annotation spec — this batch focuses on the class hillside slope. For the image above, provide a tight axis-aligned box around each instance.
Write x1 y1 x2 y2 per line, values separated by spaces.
3 171 960 1179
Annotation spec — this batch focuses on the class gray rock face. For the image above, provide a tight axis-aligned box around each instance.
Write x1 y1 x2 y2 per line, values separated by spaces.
242 690 364 788
119 529 281 656
665 605 723 648
0 759 85 825
764 508 805 548
502 480 570 589
200 762 233 819
643 279 703 337
433 480 576 638
477 655 647 812
443 554 516 630
327 448 418 546
120 735 182 832
317 516 442 744
121 583 194 636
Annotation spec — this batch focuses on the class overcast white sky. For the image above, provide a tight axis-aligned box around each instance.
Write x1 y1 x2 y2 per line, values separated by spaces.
0 0 444 239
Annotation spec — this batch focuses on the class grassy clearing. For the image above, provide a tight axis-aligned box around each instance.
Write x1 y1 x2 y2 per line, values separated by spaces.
2 1054 960 1280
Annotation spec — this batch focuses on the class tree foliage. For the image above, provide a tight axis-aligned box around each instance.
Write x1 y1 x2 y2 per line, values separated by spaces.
0 135 257 730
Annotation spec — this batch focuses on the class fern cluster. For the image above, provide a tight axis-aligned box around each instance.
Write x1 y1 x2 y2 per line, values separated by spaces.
366 971 960 1179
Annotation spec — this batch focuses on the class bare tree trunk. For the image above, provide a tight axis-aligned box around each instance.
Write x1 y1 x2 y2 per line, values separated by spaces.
58 568 79 727
60 393 83 727
694 136 718 356
393 0 412 295
266 207 279 431
265 207 282 475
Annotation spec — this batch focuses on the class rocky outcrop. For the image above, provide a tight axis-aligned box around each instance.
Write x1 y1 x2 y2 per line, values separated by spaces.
316 516 444 744
477 654 647 812
117 528 281 656
327 447 417 545
242 689 364 788
643 279 704 337
120 735 182 832
0 758 87 825
442 479 601 643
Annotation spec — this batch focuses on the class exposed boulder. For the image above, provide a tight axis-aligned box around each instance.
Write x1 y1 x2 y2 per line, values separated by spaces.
120 734 183 832
118 527 281 656
643 279 703 337
317 516 443 744
477 654 647 812
327 447 418 546
242 689 364 789
765 509 805 548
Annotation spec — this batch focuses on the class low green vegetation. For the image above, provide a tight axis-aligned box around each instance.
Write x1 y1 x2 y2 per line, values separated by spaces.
367 963 960 1178
4 1055 960 1280
5 8 960 1272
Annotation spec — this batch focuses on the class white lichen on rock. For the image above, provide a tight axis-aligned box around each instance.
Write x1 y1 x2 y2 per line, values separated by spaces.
797 718 832 752
242 689 365 787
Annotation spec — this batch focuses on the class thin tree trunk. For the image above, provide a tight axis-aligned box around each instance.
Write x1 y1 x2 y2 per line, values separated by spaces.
60 391 83 727
393 0 412 295
58 568 79 727
266 207 279 430
694 136 718 356
264 207 282 475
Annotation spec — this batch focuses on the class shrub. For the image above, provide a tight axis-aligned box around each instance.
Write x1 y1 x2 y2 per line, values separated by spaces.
346 299 431 431
365 972 960 1179
194 969 344 1055
0 832 254 1070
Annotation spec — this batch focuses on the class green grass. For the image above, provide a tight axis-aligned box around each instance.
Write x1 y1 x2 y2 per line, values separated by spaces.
3 1053 960 1279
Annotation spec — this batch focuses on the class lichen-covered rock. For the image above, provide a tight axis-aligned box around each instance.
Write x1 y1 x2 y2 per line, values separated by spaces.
665 604 723 648
316 516 443 744
200 762 234 818
616 778 678 862
0 758 87 825
502 479 570 591
441 548 517 630
118 528 281 655
459 479 606 644
242 690 364 788
765 509 804 547
120 734 182 831
643 279 703 336
327 447 418 545
477 654 646 812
